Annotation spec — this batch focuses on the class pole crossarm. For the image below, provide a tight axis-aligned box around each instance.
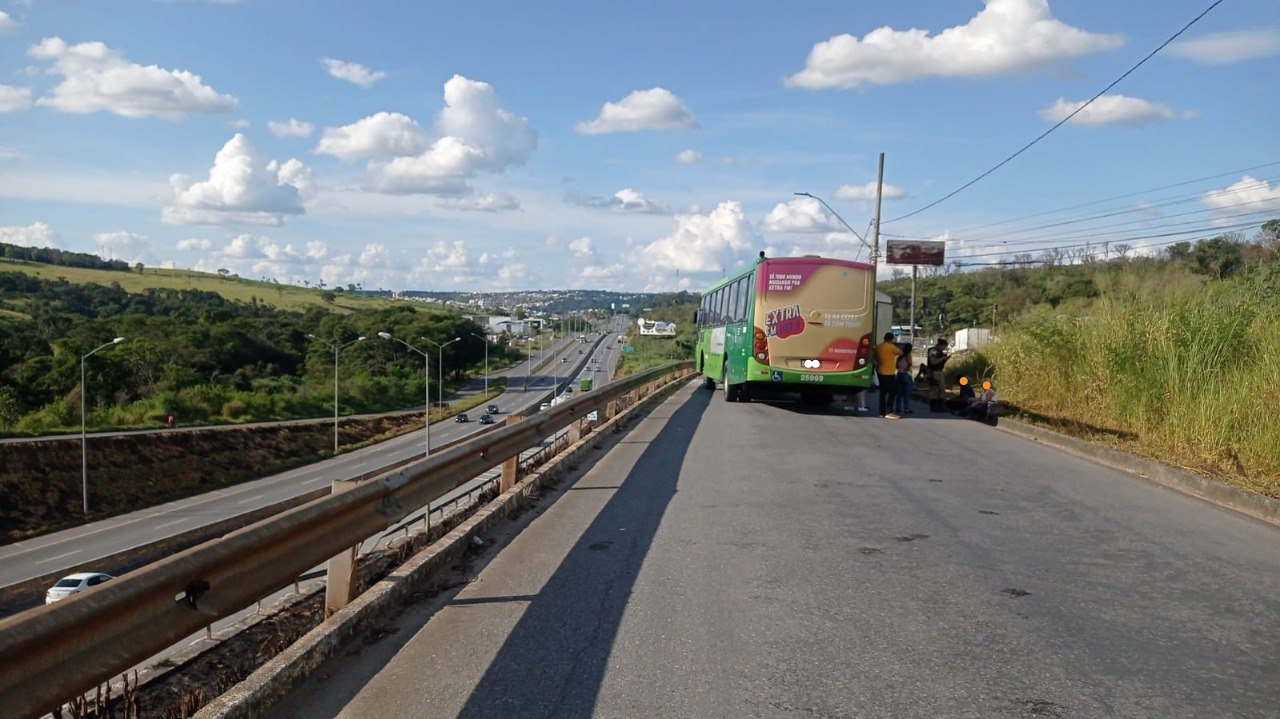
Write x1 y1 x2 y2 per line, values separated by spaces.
0 359 694 719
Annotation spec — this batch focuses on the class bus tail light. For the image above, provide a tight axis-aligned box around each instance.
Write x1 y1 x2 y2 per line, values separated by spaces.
855 333 871 367
754 326 768 364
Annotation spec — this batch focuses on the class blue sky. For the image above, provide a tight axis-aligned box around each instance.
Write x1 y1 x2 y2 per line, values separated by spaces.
1 0 1277 292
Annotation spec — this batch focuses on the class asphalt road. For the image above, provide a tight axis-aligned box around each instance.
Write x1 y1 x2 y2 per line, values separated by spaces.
0 324 629 599
267 383 1280 719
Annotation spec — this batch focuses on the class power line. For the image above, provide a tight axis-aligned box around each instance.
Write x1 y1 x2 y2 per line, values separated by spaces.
941 217 1266 262
946 160 1280 235
884 0 1227 225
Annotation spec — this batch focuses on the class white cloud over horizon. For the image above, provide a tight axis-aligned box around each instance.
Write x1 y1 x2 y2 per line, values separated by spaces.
1168 28 1280 65
163 134 310 226
0 221 58 248
29 37 237 119
787 0 1123 89
1201 175 1280 224
320 57 385 88
0 11 19 33
1039 94 1194 126
576 88 696 135
631 201 759 289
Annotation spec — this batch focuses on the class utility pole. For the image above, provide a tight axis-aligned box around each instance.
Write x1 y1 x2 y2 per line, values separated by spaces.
871 152 885 282
910 264 918 346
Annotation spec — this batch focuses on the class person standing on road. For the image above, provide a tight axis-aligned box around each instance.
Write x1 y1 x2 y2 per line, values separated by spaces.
926 338 951 412
874 333 902 419
894 343 916 415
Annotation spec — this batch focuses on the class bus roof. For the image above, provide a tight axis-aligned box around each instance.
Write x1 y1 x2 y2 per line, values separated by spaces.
698 256 873 294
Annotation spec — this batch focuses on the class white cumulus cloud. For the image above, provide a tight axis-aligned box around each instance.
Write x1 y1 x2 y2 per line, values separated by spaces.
163 134 309 226
267 118 313 138
0 85 32 112
28 37 237 119
675 149 703 164
632 201 759 287
333 75 535 196
763 197 841 233
568 236 596 259
1168 28 1280 65
786 0 1123 89
321 57 385 88
0 11 19 33
1039 94 1194 127
835 182 909 202
0 221 58 247
315 111 428 160
576 88 696 135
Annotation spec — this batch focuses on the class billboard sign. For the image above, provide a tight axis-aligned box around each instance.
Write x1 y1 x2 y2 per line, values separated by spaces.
885 239 945 266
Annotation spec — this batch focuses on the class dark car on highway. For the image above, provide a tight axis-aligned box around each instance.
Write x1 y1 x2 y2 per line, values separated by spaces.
479 414 495 424
455 413 468 423
486 404 500 414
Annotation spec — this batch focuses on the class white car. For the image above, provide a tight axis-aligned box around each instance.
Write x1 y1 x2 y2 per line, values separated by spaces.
46 572 113 604
540 402 551 411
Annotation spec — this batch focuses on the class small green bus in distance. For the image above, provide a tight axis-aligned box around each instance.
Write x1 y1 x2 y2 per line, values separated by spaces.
694 254 875 403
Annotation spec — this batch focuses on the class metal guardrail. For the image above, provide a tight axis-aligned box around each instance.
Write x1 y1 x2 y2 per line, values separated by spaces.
0 361 693 719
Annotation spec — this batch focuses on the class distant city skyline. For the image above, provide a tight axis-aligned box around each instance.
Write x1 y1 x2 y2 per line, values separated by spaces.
1 0 1276 291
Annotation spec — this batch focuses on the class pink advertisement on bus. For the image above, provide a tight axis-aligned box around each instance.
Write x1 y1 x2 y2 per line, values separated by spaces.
753 258 873 374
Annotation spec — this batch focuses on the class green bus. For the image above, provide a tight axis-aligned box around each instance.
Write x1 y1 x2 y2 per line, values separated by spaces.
695 254 876 402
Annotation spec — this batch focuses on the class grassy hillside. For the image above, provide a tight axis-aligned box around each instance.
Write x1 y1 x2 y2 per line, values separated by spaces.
0 258 409 314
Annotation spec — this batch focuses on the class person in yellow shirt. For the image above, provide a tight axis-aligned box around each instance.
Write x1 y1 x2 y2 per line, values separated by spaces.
873 333 902 418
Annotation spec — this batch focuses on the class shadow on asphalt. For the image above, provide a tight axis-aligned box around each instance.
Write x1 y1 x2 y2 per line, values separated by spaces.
454 387 711 719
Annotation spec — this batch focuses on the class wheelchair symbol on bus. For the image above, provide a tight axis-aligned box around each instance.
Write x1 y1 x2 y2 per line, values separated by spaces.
771 370 783 382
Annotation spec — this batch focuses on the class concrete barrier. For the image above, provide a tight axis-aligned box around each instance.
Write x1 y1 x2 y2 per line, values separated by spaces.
194 375 692 719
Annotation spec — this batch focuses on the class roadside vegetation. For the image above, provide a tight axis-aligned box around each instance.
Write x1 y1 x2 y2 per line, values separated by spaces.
880 224 1280 494
614 297 697 377
0 267 521 436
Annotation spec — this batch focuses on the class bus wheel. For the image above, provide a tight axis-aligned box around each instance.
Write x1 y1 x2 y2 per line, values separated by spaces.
723 362 739 402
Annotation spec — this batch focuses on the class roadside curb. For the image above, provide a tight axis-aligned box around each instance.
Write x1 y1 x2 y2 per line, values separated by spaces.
193 374 692 719
996 416 1280 527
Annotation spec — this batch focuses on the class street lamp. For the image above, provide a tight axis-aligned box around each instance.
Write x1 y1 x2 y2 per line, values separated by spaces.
469 333 490 397
81 337 125 516
422 337 461 415
378 332 431 457
307 334 365 454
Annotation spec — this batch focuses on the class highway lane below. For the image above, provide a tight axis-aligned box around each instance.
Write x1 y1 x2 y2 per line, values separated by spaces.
0 327 627 603
268 383 1280 719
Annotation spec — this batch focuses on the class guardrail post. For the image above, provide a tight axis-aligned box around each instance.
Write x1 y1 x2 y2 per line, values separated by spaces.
324 479 359 617
501 413 523 493
569 418 585 444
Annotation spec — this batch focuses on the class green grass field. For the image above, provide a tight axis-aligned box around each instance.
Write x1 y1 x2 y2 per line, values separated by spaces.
0 259 416 313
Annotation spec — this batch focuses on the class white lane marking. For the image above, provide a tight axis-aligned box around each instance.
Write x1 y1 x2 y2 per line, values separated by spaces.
154 518 188 530
35 549 82 565
0 515 147 561
237 493 266 506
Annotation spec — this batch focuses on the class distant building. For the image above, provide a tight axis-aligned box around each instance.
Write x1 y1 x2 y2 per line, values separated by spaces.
637 317 677 337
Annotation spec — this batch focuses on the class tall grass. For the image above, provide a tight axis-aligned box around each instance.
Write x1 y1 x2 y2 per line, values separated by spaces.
986 267 1280 496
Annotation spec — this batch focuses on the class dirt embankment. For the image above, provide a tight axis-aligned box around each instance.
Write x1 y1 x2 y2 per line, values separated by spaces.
0 414 428 542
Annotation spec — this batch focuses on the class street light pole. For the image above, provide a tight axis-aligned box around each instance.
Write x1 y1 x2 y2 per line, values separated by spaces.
81 337 125 516
378 332 431 457
423 337 461 414
307 334 365 454
470 333 489 397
